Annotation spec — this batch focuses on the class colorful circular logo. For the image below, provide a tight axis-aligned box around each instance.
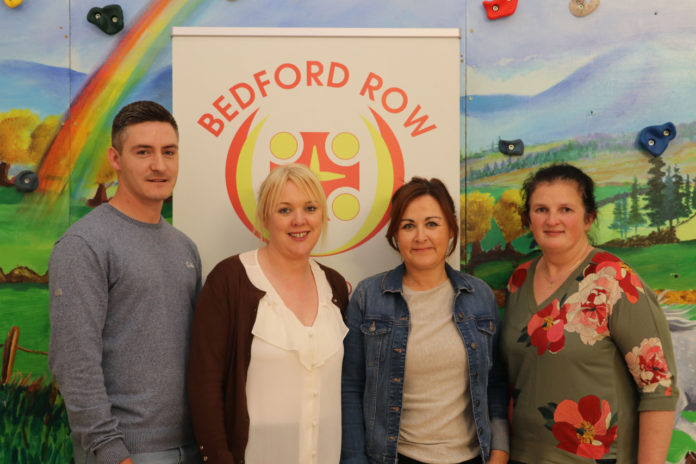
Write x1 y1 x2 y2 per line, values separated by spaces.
226 108 404 256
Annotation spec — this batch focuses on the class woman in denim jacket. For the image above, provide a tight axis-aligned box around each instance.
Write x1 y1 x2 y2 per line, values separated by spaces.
341 178 509 464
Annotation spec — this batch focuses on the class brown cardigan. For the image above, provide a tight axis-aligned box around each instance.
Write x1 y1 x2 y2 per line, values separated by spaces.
187 254 349 463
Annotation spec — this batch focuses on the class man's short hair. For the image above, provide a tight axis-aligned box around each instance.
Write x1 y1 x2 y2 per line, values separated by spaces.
111 101 178 151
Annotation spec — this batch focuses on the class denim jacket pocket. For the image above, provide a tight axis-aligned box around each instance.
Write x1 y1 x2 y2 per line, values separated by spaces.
360 319 393 366
475 317 496 336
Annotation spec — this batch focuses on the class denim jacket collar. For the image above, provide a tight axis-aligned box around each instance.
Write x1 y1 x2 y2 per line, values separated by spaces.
380 262 475 294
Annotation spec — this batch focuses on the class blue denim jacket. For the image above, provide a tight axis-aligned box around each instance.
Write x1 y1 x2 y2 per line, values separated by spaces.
341 263 509 464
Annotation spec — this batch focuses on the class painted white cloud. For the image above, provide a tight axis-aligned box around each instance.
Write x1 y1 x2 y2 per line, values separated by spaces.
466 53 596 96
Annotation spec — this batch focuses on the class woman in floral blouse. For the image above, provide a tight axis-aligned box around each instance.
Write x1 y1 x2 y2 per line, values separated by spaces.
502 163 678 464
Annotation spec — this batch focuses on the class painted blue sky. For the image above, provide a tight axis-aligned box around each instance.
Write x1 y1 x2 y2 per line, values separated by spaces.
1 0 694 95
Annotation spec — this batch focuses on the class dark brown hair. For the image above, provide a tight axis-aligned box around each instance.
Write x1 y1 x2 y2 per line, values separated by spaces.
111 100 178 151
520 163 598 226
385 177 458 256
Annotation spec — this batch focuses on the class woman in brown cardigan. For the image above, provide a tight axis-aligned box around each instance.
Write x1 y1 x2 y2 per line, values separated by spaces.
187 164 349 463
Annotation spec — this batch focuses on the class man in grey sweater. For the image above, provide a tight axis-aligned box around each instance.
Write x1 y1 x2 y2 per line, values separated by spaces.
49 101 202 464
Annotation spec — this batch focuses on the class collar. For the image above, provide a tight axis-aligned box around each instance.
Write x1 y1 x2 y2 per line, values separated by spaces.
381 262 475 294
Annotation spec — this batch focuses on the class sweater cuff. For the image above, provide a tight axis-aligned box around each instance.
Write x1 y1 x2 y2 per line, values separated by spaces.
95 438 129 464
490 417 510 454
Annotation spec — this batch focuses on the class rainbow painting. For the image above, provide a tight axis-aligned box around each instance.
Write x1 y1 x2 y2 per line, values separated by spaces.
35 0 206 205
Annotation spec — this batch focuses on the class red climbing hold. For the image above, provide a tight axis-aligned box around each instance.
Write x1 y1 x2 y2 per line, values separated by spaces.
483 0 518 20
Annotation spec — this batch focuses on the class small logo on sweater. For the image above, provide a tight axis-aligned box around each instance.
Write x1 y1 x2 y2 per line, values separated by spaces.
185 261 195 269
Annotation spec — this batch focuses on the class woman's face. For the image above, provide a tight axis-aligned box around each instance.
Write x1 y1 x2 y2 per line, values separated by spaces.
395 194 453 275
265 180 323 260
528 180 594 255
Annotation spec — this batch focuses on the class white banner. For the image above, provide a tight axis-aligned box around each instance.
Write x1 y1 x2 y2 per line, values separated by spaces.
172 27 460 288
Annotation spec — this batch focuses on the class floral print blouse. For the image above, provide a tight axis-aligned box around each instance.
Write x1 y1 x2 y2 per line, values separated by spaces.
501 249 679 464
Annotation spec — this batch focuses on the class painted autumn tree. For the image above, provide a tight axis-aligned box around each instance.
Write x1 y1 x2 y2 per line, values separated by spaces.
29 115 61 163
88 155 117 207
492 188 525 252
0 109 40 186
461 191 494 260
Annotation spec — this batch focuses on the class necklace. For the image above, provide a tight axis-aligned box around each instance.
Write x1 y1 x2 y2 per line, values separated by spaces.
538 247 592 288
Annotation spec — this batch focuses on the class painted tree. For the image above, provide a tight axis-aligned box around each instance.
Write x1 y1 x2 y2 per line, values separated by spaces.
627 177 645 234
692 177 696 211
0 109 40 187
29 115 61 161
492 188 525 251
461 191 495 259
662 166 676 228
88 155 117 207
609 196 629 239
644 155 667 230
685 174 692 214
671 166 690 221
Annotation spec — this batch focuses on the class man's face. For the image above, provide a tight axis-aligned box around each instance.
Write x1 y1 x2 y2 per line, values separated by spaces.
108 121 179 207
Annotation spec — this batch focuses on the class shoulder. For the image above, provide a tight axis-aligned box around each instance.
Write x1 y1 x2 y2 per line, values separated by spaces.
315 261 346 285
507 258 534 293
585 248 650 303
57 205 111 241
315 262 349 307
461 272 494 296
166 222 200 253
207 254 244 279
353 269 391 295
51 207 115 261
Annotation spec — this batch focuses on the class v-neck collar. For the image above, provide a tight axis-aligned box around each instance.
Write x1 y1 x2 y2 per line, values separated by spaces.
527 250 596 311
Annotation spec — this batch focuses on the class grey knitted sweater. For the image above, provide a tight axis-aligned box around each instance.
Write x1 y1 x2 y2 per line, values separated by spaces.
48 204 202 464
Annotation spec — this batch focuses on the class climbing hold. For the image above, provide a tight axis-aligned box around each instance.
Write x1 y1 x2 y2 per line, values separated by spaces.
569 0 599 17
499 139 524 156
14 170 39 193
87 4 124 35
638 122 676 156
3 0 22 8
483 0 517 20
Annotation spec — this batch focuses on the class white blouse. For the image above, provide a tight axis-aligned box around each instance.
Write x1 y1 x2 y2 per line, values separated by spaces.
240 250 348 464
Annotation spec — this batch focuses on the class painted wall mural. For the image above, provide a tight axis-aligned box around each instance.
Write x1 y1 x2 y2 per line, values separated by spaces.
462 3 696 461
0 0 693 462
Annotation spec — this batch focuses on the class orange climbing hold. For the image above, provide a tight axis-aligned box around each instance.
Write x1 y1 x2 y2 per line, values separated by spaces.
483 0 518 20
569 0 600 17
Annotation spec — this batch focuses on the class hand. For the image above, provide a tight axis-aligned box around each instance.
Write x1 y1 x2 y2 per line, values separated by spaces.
488 449 509 464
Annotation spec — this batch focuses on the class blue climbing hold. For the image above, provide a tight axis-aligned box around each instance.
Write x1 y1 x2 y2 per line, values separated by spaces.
638 122 676 156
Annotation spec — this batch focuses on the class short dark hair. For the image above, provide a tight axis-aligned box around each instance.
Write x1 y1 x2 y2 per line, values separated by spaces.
111 101 178 151
385 177 459 256
520 163 597 226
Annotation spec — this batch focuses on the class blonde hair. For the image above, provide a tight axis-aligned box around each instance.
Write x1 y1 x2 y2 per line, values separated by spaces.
255 164 328 238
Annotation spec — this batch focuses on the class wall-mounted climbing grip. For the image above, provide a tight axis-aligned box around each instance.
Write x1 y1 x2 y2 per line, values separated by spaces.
569 0 599 17
638 122 676 157
14 170 39 193
3 0 23 8
87 4 124 35
483 0 517 20
499 139 524 156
